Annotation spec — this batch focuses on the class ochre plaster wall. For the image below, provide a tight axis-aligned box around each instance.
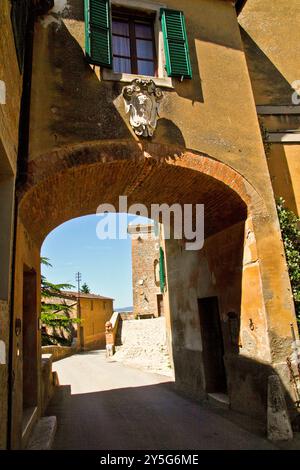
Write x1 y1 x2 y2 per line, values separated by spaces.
0 1 22 174
266 144 300 215
80 297 113 350
165 215 296 419
239 0 300 217
0 0 23 450
29 0 273 194
11 220 41 449
239 0 300 106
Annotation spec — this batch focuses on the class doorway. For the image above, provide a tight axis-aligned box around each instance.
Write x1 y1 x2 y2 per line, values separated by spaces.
23 267 38 415
157 294 164 317
198 297 227 393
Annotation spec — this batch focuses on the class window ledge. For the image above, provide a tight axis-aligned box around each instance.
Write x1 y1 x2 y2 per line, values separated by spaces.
102 69 174 89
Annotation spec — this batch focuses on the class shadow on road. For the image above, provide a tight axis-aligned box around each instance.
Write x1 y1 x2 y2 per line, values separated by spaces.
46 381 276 450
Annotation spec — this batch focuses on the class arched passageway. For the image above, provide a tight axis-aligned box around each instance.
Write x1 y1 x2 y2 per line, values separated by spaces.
10 141 297 448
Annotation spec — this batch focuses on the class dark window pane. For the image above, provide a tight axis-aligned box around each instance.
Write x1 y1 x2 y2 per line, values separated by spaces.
112 36 131 57
135 23 152 39
136 39 154 60
137 60 155 76
112 20 129 36
113 57 132 74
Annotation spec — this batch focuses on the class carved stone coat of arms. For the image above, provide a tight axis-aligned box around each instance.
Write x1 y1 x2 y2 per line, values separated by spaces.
123 79 164 138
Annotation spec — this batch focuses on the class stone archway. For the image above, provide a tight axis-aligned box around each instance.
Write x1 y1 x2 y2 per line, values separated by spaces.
17 140 259 244
10 140 298 447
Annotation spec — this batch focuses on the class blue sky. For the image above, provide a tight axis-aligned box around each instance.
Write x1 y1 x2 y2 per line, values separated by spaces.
41 214 152 309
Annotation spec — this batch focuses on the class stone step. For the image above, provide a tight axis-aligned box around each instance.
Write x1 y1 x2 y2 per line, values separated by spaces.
26 416 57 450
207 393 230 409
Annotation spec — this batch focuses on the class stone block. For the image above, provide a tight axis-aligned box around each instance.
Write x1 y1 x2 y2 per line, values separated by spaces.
267 375 293 441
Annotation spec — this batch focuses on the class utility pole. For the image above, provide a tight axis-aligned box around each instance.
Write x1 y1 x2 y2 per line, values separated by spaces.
75 272 82 294
75 272 82 349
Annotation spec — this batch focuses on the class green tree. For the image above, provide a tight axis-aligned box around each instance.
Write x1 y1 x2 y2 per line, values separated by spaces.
81 282 91 294
41 258 80 345
276 198 300 324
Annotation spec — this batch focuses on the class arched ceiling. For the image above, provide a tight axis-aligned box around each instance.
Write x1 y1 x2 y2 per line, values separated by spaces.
18 141 252 246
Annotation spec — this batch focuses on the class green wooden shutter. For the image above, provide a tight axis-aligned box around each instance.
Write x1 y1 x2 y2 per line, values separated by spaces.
84 0 112 68
160 9 192 79
159 247 166 293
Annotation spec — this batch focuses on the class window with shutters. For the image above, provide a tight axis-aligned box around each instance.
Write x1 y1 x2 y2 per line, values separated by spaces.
99 0 174 88
85 0 192 87
160 9 192 79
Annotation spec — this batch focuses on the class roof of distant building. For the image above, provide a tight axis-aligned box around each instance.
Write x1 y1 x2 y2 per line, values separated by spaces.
63 291 114 301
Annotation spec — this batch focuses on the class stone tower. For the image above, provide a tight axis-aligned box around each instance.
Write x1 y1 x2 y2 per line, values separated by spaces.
128 224 163 319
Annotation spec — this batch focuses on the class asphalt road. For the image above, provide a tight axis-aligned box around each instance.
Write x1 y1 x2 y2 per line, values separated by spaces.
47 350 276 450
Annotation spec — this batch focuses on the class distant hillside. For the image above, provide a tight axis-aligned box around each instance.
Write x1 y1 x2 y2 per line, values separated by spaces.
114 307 133 313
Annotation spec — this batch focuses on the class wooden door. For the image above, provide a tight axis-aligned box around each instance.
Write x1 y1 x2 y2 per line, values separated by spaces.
198 297 227 393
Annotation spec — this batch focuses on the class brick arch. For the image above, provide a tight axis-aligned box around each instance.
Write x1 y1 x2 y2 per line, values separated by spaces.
17 140 266 246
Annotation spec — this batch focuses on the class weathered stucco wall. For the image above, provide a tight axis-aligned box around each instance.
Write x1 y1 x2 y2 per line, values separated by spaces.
28 0 275 198
0 0 23 450
165 213 296 419
0 1 22 174
266 143 300 215
239 0 300 106
11 220 41 449
239 0 300 217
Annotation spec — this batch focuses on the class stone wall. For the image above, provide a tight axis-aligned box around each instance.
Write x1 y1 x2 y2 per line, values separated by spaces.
41 354 57 414
129 226 161 318
114 317 173 377
41 344 77 362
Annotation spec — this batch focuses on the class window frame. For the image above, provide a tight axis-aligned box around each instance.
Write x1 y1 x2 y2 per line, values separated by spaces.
102 0 173 89
111 6 158 77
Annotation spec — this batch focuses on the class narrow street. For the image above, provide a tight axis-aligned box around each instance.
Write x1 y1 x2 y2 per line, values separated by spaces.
46 351 276 450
